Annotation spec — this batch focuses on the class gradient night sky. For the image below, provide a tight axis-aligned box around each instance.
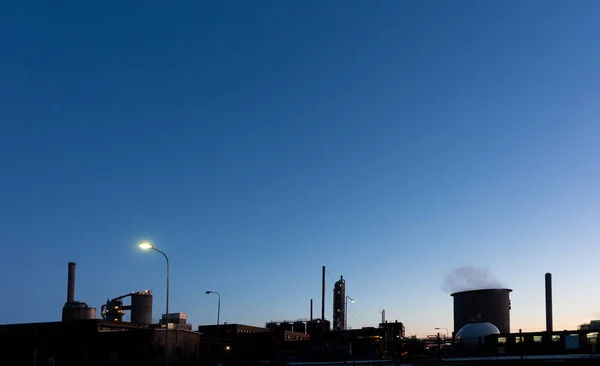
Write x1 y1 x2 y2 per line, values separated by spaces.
1 1 599 336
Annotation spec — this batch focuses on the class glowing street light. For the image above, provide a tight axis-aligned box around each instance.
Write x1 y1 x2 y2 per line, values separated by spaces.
139 242 153 250
139 241 170 366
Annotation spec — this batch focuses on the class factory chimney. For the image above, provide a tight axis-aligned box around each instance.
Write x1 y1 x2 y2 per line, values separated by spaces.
321 266 326 322
62 262 97 321
67 262 76 303
310 299 313 321
545 273 553 333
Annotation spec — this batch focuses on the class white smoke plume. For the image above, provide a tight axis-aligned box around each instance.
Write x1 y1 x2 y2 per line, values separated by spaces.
442 265 506 293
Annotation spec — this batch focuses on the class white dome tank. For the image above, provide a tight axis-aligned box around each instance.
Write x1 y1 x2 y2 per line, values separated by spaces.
456 322 500 347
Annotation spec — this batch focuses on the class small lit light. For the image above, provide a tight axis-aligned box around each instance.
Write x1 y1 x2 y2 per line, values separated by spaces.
139 242 153 250
225 346 231 351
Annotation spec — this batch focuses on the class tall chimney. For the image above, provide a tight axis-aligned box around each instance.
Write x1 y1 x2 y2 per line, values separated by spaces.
321 266 325 322
545 273 553 333
382 309 385 324
67 262 76 303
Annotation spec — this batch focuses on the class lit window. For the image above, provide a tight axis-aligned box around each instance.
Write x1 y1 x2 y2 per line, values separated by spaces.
515 336 523 343
533 336 542 343
498 337 507 344
552 335 561 342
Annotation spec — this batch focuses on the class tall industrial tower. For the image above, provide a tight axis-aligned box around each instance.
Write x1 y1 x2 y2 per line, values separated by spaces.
333 275 346 330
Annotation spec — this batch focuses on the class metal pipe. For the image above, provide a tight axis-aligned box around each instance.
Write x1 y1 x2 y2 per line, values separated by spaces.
545 273 553 333
67 262 76 303
310 299 313 321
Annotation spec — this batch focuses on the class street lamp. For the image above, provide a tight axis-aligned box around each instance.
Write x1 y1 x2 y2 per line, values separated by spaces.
139 241 170 366
205 290 221 342
345 296 355 330
434 327 449 340
344 296 355 360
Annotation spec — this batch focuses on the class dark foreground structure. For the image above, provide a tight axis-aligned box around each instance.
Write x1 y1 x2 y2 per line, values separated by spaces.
0 318 416 366
0 319 200 366
442 329 600 365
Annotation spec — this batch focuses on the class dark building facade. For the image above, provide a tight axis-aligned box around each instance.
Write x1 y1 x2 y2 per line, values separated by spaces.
198 323 269 341
0 319 200 365
307 319 331 334
197 323 310 364
379 320 405 339
159 312 192 330
451 288 512 334
333 275 345 331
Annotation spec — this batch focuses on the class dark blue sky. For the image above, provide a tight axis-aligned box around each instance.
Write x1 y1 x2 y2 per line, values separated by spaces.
1 1 599 335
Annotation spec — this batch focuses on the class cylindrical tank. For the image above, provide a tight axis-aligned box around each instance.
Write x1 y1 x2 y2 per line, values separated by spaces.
293 321 306 333
62 302 96 321
279 322 293 331
451 288 512 334
131 291 153 325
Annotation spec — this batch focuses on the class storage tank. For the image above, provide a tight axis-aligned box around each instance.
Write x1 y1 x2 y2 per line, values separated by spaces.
279 322 293 331
62 301 97 321
293 321 306 333
131 291 153 325
456 322 500 347
451 288 512 334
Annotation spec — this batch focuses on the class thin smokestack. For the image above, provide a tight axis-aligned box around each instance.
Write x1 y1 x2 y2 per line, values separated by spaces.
545 273 553 333
310 299 313 321
321 266 325 322
382 309 385 324
67 262 76 303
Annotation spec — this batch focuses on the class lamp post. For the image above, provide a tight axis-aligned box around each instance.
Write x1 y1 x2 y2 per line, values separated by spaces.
345 296 355 361
205 290 221 342
434 327 448 340
345 296 355 330
139 241 170 366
